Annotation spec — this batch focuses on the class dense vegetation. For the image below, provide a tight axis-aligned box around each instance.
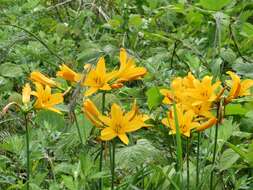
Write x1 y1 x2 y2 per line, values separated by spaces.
1 0 253 190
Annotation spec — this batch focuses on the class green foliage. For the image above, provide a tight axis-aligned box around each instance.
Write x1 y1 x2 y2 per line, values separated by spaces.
0 0 253 189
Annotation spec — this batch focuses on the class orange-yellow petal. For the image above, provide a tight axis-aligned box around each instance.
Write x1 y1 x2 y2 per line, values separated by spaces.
22 83 31 104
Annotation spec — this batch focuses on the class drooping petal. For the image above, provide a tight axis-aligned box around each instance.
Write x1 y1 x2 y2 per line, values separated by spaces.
100 127 117 141
196 117 217 131
98 115 112 127
118 133 129 145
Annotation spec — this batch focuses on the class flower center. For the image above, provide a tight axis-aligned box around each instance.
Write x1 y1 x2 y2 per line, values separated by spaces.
114 123 122 134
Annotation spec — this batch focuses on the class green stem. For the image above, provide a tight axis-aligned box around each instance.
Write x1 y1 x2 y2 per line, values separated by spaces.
111 140 116 190
99 92 106 190
210 102 221 190
186 138 190 190
172 103 183 188
196 132 200 189
73 111 84 147
24 114 30 190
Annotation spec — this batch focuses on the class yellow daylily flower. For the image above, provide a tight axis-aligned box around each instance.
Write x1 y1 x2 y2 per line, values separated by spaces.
225 71 253 104
115 48 147 83
83 57 116 96
98 103 148 145
30 71 57 87
83 99 103 128
195 117 217 132
22 83 31 105
162 104 198 137
31 82 63 113
187 76 221 105
56 64 81 83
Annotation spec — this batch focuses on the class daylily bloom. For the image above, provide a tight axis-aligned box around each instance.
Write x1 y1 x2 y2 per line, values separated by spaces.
160 73 196 105
195 117 217 132
162 104 198 137
22 83 31 105
83 99 103 128
83 57 116 96
31 82 63 113
115 48 147 83
98 103 148 145
30 71 57 87
187 76 221 106
225 71 253 104
56 64 81 83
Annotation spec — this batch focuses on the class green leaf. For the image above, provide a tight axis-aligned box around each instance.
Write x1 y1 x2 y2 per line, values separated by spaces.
0 76 13 92
232 62 253 79
116 139 163 170
225 104 248 116
219 148 240 171
35 110 65 129
241 22 253 38
0 63 23 78
146 87 163 110
129 14 143 28
199 0 232 11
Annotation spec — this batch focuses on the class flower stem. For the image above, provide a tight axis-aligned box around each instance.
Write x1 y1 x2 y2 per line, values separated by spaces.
186 138 190 190
24 114 30 190
196 132 200 189
111 140 116 190
210 101 222 190
73 111 84 147
99 92 106 190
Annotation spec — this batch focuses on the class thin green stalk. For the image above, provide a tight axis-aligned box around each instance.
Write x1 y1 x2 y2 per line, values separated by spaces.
73 111 84 147
111 140 116 190
172 103 183 188
99 92 106 190
24 114 30 190
186 138 190 190
210 101 221 190
196 132 200 189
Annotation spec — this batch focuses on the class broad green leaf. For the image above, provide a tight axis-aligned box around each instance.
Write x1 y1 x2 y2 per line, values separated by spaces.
232 62 253 79
199 0 232 11
225 104 248 116
0 76 13 92
0 63 23 78
35 110 65 129
129 14 143 28
219 148 240 171
146 87 163 110
241 22 253 38
62 175 77 190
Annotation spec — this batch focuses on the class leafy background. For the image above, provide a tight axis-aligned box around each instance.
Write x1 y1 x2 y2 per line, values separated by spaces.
1 0 253 189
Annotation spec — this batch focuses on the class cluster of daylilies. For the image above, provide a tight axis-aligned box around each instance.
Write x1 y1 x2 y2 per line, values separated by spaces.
160 71 253 137
2 47 253 190
16 49 253 143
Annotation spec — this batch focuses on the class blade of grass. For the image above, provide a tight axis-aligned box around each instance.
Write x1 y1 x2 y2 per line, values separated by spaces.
172 103 183 188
